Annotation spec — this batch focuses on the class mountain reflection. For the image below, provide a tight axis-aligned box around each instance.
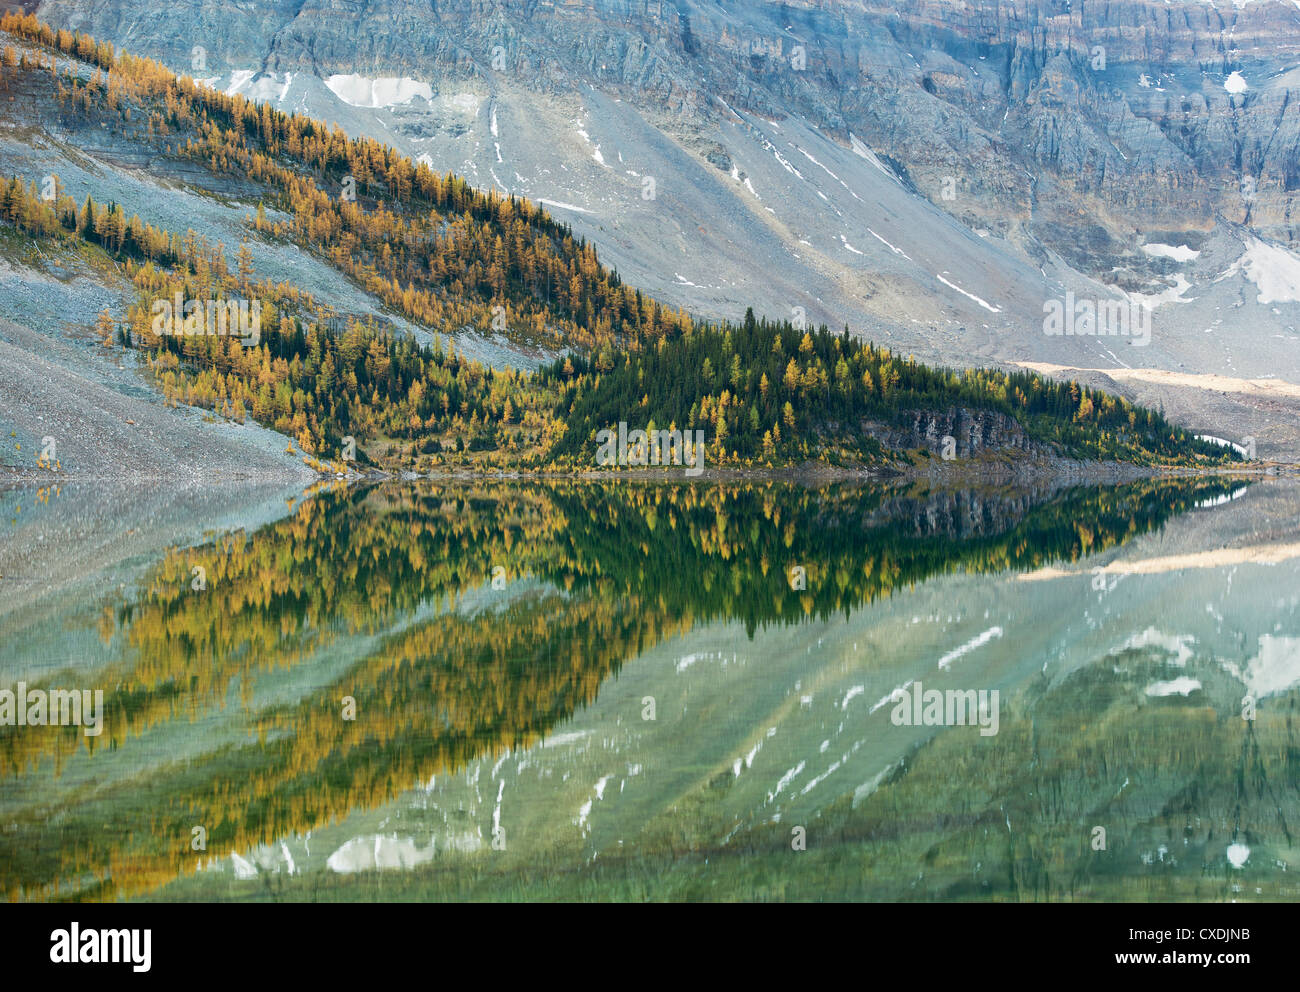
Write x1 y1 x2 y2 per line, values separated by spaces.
0 476 1243 900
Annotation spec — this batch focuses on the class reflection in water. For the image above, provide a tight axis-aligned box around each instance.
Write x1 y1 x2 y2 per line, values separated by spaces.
1 476 1292 901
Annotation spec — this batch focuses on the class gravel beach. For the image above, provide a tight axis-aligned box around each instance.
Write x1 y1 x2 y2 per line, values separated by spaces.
0 313 318 626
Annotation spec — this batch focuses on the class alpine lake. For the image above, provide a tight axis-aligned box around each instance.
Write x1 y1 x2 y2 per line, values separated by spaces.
3 474 1299 902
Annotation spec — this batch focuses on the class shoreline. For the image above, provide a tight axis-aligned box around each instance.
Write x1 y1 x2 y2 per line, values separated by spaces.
2 456 1282 489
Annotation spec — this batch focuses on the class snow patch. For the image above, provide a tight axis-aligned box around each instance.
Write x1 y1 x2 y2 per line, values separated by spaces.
1195 435 1252 458
1224 236 1300 304
325 74 433 108
325 834 441 873
869 681 914 714
1144 677 1202 697
1142 243 1200 263
767 761 806 803
541 730 590 748
936 274 1002 314
224 70 255 96
1223 635 1300 700
537 198 592 215
849 133 897 181
1128 273 1194 308
230 851 257 879
576 798 593 832
868 229 911 261
938 626 1004 670
1116 628 1195 666
852 765 894 808
1194 486 1249 508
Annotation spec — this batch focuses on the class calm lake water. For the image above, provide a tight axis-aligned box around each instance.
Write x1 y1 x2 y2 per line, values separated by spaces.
2 476 1299 901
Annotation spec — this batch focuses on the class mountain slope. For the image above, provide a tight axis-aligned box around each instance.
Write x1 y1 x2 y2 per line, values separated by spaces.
31 0 1300 456
0 14 1251 472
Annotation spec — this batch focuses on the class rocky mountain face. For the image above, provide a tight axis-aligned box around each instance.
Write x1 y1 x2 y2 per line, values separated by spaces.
38 0 1300 258
864 484 1052 540
864 408 1032 460
27 0 1300 455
